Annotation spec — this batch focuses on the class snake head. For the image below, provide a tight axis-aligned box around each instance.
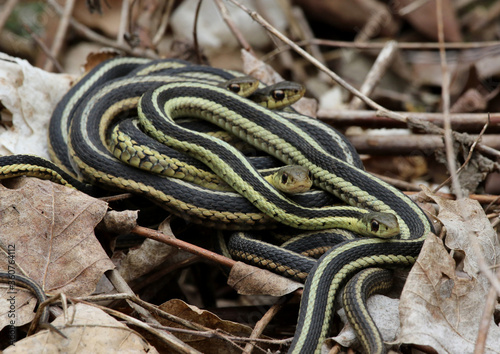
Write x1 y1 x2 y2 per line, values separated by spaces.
360 212 400 238
265 165 313 194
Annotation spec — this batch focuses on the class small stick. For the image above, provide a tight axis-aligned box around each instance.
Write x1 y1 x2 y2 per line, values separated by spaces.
474 275 500 354
349 40 398 109
90 302 202 354
117 0 130 46
242 296 290 354
213 0 254 54
44 0 75 72
46 0 157 59
353 7 389 43
152 0 175 46
131 225 236 268
404 191 500 205
310 38 500 50
433 116 489 193
193 0 204 64
318 110 499 131
0 0 18 35
347 134 500 157
22 23 64 73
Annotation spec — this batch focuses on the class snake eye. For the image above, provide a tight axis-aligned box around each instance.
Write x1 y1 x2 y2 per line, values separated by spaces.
272 89 285 101
228 83 241 94
281 172 289 184
370 220 380 233
308 171 313 180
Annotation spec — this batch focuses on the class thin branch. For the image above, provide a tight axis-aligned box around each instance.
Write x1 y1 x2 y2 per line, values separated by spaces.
347 134 500 159
397 0 431 16
88 302 202 354
433 117 489 193
372 173 422 192
0 0 19 35
193 0 203 64
152 0 175 45
22 23 64 72
404 191 500 205
310 38 500 50
289 5 325 66
44 0 75 72
131 225 236 268
46 0 158 59
474 268 500 354
105 269 162 326
349 40 398 109
436 0 460 198
353 7 389 43
226 0 404 121
213 0 255 54
243 296 290 353
117 0 130 46
317 110 499 132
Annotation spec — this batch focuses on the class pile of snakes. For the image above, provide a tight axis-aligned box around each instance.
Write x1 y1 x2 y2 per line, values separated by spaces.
0 57 433 354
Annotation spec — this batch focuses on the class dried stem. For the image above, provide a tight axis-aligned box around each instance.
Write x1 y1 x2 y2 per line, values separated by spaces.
349 40 398 109
243 296 290 353
44 0 75 72
436 0 460 197
318 110 497 131
22 23 64 72
131 225 236 268
433 118 489 193
193 0 203 64
152 0 175 45
0 0 19 35
105 269 162 326
474 268 500 354
90 302 201 354
309 38 500 50
213 0 254 54
117 0 130 46
46 0 158 59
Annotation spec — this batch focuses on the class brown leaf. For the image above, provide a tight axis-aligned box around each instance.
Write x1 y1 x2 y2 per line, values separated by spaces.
116 239 177 283
328 295 400 351
227 261 302 296
3 303 159 353
98 209 138 235
157 299 253 354
398 196 500 353
394 0 462 42
0 178 114 328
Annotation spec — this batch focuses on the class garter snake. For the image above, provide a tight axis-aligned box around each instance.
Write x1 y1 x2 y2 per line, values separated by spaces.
135 80 432 352
0 272 49 325
0 57 433 353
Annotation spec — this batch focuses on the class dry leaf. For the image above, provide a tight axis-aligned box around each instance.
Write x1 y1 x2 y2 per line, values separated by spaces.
98 209 138 235
157 298 253 354
398 196 500 353
0 52 73 157
3 303 158 353
241 50 285 86
116 238 177 283
228 261 302 296
0 178 114 329
328 295 400 352
394 0 462 42
115 218 179 283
